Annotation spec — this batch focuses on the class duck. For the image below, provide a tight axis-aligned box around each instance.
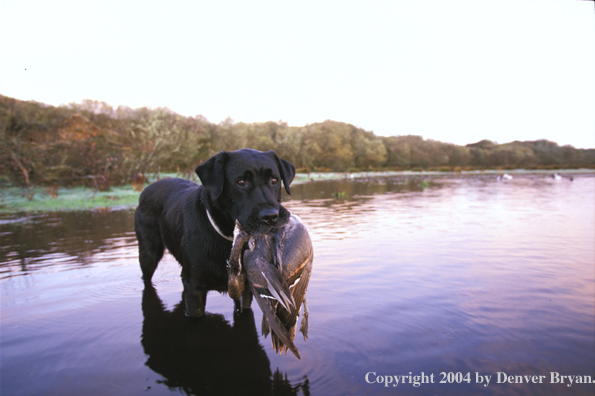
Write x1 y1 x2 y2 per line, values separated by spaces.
228 213 313 359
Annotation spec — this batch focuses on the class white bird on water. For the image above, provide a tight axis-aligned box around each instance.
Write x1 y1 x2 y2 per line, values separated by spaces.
497 173 513 181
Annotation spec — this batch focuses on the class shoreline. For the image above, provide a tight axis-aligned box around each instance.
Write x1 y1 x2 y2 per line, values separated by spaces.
1 168 593 215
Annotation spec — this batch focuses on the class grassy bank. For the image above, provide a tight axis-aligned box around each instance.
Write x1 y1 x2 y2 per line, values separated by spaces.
0 172 328 214
1 169 593 215
0 185 142 213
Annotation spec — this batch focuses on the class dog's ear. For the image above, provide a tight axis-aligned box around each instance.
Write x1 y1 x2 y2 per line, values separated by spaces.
267 151 296 195
196 151 228 200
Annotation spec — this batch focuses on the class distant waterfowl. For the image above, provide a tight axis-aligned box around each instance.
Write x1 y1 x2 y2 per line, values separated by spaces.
497 173 513 181
228 213 313 359
552 173 562 180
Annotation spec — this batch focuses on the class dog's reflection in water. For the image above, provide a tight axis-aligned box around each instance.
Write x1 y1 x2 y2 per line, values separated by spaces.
141 286 309 396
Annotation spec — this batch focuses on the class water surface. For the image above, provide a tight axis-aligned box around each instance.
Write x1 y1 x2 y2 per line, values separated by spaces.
1 174 594 395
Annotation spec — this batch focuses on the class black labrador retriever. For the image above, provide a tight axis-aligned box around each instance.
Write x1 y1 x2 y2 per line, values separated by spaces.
134 149 295 317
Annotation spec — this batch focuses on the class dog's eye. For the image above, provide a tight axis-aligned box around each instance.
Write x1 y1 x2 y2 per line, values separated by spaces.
271 177 278 185
237 179 246 186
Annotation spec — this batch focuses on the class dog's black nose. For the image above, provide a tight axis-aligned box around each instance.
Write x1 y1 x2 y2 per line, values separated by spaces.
260 208 279 224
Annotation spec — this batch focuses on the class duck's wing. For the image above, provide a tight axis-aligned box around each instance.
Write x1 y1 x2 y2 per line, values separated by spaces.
279 219 314 327
245 252 295 311
244 215 314 359
246 256 300 358
266 217 313 353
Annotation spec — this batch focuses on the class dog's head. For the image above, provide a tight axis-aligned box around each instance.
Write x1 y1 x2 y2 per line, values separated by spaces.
196 149 295 234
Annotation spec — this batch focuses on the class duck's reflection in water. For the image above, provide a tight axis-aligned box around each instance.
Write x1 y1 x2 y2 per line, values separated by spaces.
141 286 309 396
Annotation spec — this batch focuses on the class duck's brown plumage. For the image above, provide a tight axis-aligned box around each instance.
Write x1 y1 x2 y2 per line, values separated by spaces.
228 214 313 359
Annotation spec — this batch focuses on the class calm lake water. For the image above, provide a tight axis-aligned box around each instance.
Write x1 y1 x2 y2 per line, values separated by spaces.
1 173 594 396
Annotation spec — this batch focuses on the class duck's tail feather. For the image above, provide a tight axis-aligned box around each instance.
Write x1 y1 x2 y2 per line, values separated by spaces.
252 287 301 359
261 314 271 338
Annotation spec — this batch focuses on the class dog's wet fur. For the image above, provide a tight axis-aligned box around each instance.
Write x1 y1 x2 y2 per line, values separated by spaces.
134 149 295 317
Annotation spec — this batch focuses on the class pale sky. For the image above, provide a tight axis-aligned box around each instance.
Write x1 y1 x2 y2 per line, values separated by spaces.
1 0 594 148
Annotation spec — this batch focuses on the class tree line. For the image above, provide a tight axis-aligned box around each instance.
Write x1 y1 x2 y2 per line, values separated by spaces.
1 95 593 188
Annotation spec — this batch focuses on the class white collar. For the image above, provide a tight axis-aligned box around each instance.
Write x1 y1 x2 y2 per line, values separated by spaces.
206 209 234 241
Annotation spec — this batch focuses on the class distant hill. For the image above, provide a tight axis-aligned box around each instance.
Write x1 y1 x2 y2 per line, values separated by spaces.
1 94 594 187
